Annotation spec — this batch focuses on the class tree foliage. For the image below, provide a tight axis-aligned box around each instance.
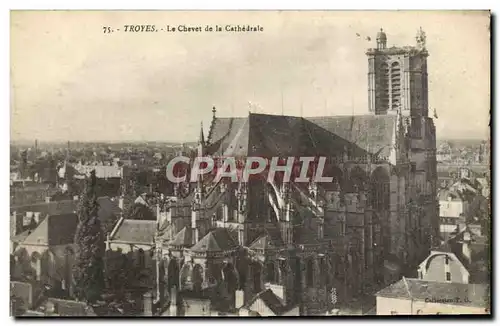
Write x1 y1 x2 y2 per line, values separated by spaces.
73 170 105 303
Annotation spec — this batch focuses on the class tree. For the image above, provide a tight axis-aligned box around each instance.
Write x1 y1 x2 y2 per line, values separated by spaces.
73 170 105 303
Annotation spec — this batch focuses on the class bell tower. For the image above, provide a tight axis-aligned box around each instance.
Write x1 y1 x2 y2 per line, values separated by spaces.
366 27 429 118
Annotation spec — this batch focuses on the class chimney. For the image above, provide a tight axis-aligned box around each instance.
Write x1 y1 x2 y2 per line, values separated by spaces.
235 289 244 309
143 291 154 316
118 197 124 210
45 196 51 203
169 285 178 316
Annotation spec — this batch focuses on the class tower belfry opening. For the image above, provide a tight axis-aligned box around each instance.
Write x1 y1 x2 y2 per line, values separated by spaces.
367 28 429 118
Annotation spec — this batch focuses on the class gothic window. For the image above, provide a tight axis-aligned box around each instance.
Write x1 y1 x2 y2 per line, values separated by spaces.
30 252 41 281
252 262 262 292
64 247 74 292
323 166 343 191
265 261 276 284
192 264 204 291
391 62 401 110
379 63 390 112
319 258 328 286
168 258 179 288
223 263 238 292
306 258 314 287
412 117 422 138
180 264 193 290
137 249 145 270
445 255 449 265
370 168 390 211
446 272 451 282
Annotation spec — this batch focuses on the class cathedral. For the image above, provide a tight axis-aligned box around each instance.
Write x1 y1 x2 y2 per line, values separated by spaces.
107 28 439 316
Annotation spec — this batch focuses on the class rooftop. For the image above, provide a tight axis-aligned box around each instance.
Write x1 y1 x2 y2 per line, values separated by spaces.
190 228 239 253
110 219 156 245
376 278 489 308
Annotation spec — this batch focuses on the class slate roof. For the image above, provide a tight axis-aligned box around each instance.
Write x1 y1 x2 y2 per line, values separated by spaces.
11 199 77 216
11 196 119 226
169 226 192 248
157 222 176 242
110 219 156 245
74 165 122 179
245 289 289 315
376 278 489 308
249 229 284 251
306 114 397 158
11 229 32 244
96 196 122 221
207 117 248 153
190 228 239 253
438 189 465 202
22 213 79 246
206 113 370 159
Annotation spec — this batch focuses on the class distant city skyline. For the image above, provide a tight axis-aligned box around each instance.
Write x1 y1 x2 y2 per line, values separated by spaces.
11 11 490 142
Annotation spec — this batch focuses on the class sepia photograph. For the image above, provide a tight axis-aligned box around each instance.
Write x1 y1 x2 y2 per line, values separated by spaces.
9 10 491 317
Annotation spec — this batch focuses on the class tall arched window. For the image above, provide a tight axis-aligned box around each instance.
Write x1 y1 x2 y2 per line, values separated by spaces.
349 166 367 192
30 252 41 281
322 166 343 191
192 264 204 291
223 263 238 293
64 247 74 292
265 261 276 284
319 257 328 286
168 258 179 288
137 249 145 269
252 262 262 292
391 62 401 110
180 264 193 290
379 63 390 112
370 167 390 211
306 258 314 287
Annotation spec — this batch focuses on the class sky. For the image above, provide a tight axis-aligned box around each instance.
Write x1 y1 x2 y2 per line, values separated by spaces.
10 11 490 142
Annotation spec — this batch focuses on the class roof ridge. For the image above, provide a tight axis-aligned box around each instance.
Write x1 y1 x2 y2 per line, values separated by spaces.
124 219 156 224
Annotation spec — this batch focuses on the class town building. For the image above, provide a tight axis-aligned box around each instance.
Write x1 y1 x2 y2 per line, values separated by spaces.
10 196 122 300
375 278 489 315
418 227 489 285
